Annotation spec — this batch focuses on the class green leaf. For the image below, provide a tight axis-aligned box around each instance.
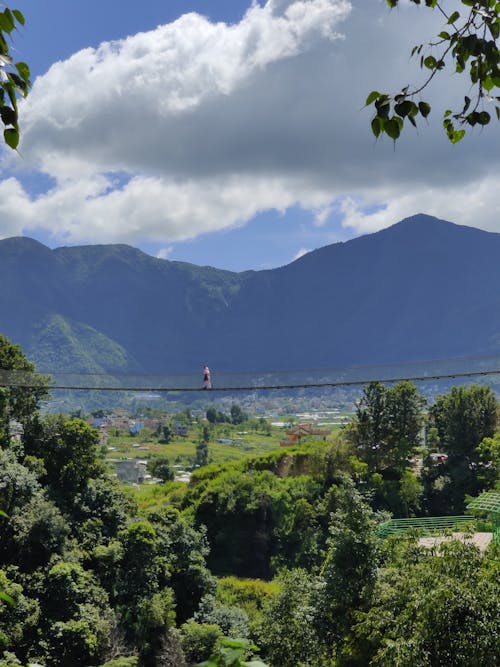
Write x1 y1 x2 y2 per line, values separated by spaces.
418 101 431 118
15 62 30 84
439 31 450 40
375 97 390 118
11 9 25 26
4 126 19 149
477 111 491 125
371 117 382 138
0 591 14 606
365 90 380 106
423 55 437 70
487 19 500 39
0 105 16 126
467 111 479 126
395 100 412 117
384 117 401 140
484 76 495 91
448 11 460 24
0 10 15 33
451 129 465 143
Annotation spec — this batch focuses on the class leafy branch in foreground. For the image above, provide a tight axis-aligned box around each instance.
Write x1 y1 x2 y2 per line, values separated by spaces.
0 6 30 149
367 0 500 143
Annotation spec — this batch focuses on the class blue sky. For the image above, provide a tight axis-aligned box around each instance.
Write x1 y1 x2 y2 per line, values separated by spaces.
0 0 498 271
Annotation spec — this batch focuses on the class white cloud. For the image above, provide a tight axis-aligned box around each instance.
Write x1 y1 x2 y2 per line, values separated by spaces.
338 175 500 236
0 0 499 245
292 247 311 260
156 246 173 260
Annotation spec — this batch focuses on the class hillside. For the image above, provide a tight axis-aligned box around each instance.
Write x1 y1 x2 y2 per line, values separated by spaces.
2 214 500 376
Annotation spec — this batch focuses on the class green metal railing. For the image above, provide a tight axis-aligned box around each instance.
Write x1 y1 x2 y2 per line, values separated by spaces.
467 491 500 546
376 515 475 538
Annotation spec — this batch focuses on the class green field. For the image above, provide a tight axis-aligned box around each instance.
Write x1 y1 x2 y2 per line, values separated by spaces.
105 419 341 480
105 423 289 468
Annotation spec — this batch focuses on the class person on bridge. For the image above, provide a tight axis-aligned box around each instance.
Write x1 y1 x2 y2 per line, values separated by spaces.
202 365 212 389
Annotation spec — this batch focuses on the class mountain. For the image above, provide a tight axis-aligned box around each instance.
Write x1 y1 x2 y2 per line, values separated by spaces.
2 214 500 377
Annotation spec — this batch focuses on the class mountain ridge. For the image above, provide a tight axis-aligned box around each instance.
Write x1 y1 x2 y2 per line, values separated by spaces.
2 213 500 375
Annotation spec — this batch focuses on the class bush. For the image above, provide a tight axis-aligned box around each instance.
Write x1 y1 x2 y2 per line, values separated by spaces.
180 621 222 665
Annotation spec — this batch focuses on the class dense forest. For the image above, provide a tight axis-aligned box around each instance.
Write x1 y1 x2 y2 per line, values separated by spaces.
0 334 498 666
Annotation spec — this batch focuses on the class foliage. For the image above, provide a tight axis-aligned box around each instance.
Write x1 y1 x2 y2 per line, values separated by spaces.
1 340 500 666
148 456 174 483
0 6 30 149
258 569 320 667
206 409 229 424
230 405 247 425
345 382 425 515
41 561 115 666
312 483 381 660
135 588 183 667
22 415 103 507
161 423 173 443
9 492 69 569
346 381 424 475
424 384 497 512
196 440 209 467
0 570 39 658
180 621 223 666
367 0 500 142
98 658 139 667
0 335 48 445
145 507 216 623
214 578 279 635
194 595 250 640
197 638 268 667
345 539 500 666
477 431 500 487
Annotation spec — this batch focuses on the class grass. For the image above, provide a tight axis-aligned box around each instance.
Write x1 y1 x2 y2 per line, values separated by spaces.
105 423 290 469
107 419 338 512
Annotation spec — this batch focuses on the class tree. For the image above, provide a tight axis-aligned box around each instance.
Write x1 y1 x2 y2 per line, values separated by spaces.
346 382 388 472
148 456 175 483
346 540 500 666
196 440 209 467
0 6 30 149
346 381 424 475
476 431 500 487
135 588 185 667
230 404 247 425
0 335 49 446
384 382 426 471
180 620 223 666
312 484 380 660
197 638 268 667
22 415 103 506
426 384 497 512
206 409 217 425
145 507 216 624
258 569 320 667
367 0 500 142
42 561 115 667
161 423 173 443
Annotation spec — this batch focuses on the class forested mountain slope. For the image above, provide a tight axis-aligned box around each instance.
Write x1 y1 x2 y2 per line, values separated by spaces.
2 214 500 374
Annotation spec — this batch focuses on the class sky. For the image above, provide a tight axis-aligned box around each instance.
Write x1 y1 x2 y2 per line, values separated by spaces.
0 0 498 271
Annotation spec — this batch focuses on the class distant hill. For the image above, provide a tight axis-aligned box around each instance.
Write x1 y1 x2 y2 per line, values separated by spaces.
2 214 500 377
